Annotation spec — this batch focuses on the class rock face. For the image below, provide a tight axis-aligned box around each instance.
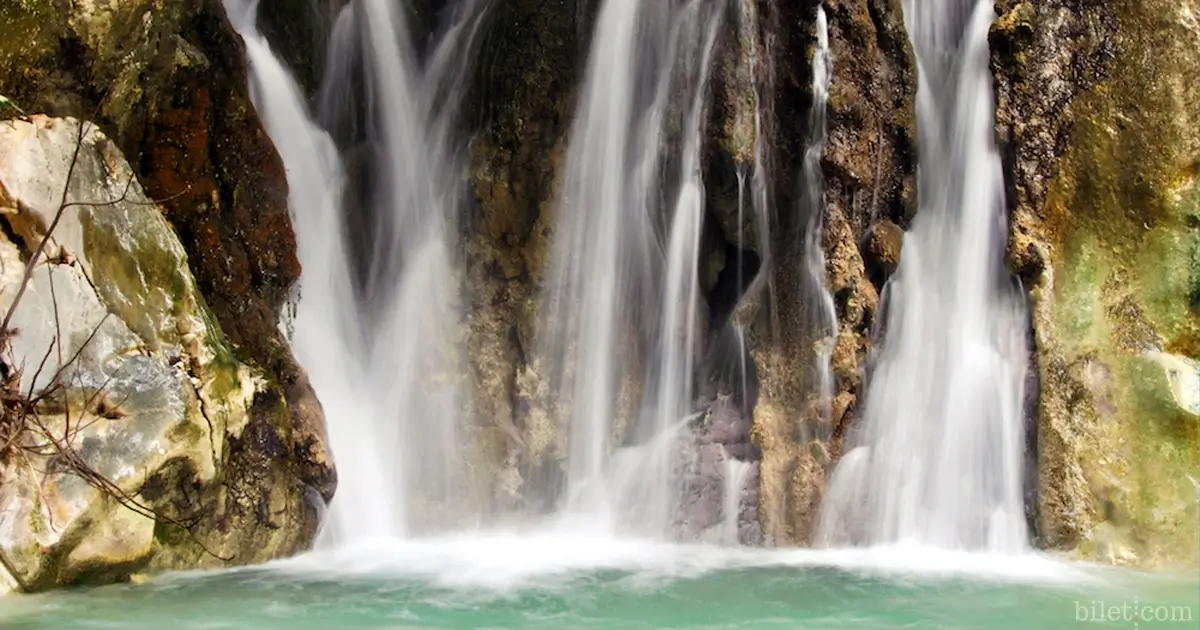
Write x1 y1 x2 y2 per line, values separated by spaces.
0 0 299 371
0 117 332 592
992 0 1200 565
454 0 919 545
0 0 333 592
462 0 582 510
737 0 916 546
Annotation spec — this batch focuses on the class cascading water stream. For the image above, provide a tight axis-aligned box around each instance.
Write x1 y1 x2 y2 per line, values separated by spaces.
800 6 838 436
542 0 724 537
818 0 1028 552
315 0 490 542
221 0 386 538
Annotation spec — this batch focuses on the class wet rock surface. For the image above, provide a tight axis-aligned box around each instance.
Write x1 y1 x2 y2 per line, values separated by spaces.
862 219 903 288
674 396 764 545
992 0 1200 565
462 0 582 509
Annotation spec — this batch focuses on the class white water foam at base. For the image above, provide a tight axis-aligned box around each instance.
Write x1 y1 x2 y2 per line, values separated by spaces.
144 534 1097 593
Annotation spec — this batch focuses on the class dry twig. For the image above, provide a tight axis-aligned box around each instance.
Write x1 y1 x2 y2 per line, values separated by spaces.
0 119 233 591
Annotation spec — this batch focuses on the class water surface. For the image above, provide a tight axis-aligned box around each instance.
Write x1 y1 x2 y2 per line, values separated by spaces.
3 537 1195 629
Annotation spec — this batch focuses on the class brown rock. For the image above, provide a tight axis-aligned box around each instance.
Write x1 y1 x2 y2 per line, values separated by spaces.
862 219 903 288
464 0 582 503
741 0 917 546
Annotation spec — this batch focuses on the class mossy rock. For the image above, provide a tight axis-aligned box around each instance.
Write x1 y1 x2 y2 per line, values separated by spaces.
1019 0 1200 566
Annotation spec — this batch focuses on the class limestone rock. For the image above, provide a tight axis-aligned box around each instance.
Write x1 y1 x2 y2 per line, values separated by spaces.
993 0 1200 566
0 0 298 369
0 0 335 586
0 116 331 592
862 219 903 287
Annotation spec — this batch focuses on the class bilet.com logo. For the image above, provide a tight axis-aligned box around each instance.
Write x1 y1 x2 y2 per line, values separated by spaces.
1076 599 1196 628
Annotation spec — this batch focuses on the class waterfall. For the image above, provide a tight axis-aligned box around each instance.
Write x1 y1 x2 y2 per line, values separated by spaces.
315 0 489 541
818 0 1028 552
227 0 489 544
221 0 381 537
540 0 724 537
801 6 837 437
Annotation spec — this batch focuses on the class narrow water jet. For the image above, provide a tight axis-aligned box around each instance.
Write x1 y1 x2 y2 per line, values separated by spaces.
799 6 837 437
734 168 751 406
818 0 1028 552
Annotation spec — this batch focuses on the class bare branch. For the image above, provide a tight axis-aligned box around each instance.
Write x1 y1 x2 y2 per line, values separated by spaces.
1 120 89 334
58 174 193 213
0 118 237 573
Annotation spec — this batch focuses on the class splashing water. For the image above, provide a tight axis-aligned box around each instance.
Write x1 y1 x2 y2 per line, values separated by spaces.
721 451 753 545
818 0 1029 552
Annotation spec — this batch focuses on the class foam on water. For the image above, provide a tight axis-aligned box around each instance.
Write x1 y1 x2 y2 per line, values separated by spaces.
142 534 1093 593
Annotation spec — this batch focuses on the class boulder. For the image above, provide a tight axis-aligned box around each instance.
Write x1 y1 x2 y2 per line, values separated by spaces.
0 116 332 592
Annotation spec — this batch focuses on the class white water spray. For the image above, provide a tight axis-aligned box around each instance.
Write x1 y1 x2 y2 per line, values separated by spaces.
221 0 389 538
818 0 1028 552
316 0 490 542
721 451 753 545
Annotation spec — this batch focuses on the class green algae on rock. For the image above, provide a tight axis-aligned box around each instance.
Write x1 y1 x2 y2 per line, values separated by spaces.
992 0 1200 566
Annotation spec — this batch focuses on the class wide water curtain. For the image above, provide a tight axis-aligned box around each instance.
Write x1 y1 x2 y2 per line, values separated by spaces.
316 0 492 540
537 0 725 537
818 0 1029 551
229 0 490 544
